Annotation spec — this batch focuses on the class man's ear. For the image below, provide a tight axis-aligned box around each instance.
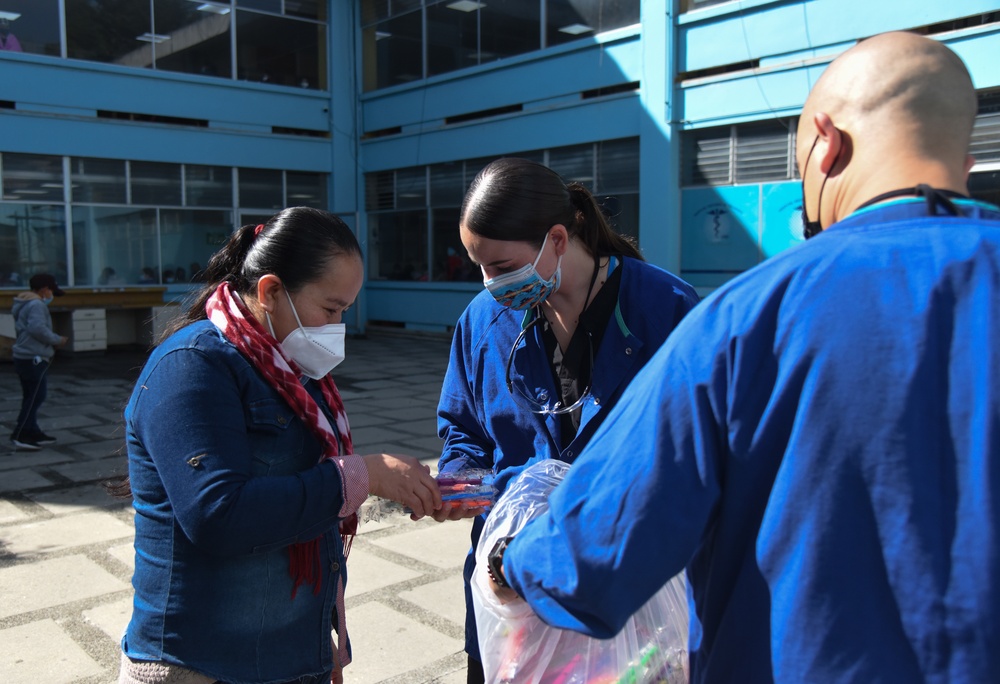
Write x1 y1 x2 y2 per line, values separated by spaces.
256 275 283 313
813 112 844 174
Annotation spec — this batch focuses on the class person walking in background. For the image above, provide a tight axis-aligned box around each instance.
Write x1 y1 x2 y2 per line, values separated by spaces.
489 32 1000 683
116 207 441 684
10 273 68 450
433 157 699 683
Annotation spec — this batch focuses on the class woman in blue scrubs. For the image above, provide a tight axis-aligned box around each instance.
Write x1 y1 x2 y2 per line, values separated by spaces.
433 157 700 683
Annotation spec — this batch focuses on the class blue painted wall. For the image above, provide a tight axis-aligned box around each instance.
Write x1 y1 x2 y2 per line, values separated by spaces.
2 1 997 332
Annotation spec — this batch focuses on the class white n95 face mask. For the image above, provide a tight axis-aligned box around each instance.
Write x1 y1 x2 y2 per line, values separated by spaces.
267 289 346 379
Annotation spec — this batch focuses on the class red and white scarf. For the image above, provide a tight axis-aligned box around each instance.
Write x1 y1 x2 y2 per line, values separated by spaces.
206 281 365 666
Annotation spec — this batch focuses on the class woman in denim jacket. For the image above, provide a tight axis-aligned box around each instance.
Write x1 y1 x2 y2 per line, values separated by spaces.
117 207 441 684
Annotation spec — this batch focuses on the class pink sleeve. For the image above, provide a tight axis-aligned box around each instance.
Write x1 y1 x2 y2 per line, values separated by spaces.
335 455 370 516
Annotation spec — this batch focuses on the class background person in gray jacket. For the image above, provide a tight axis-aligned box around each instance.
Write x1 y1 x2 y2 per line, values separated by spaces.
10 273 68 450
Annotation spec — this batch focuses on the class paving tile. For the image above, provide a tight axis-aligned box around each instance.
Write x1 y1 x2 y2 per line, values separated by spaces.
50 457 128 482
390 418 438 436
82 596 132 642
27 482 128 515
0 450 74 471
350 426 417 451
342 412 397 429
39 414 102 430
353 379 410 391
342 602 464 683
399 577 468 627
0 618 106 684
370 519 474 570
106 541 136 571
0 554 128 619
1 510 134 556
0 499 29 524
0 468 56 493
345 546 422 597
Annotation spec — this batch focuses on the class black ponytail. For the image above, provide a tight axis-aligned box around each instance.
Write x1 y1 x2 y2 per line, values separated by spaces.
463 157 643 261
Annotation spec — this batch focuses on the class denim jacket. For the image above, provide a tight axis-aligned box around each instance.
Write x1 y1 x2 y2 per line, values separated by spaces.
122 320 360 684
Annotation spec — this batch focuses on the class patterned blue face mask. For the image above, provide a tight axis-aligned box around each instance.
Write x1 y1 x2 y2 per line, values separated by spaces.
483 233 562 310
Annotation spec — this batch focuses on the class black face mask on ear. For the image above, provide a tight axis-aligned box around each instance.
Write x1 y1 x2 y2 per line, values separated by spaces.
800 135 842 240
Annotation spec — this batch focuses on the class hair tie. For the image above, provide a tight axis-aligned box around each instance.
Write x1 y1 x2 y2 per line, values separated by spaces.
254 224 264 237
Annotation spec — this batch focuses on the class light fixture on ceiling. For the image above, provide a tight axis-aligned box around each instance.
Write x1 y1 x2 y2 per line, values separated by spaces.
195 3 231 14
0 10 21 20
446 1 486 12
136 32 171 43
375 30 391 40
559 23 593 35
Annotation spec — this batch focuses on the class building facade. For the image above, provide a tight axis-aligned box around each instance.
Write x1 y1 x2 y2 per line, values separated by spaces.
1 0 997 336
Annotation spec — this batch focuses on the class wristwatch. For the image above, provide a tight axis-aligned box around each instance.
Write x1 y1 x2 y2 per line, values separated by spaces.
486 536 514 589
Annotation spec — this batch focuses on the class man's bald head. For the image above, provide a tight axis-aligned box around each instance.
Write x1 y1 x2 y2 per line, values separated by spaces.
798 32 978 226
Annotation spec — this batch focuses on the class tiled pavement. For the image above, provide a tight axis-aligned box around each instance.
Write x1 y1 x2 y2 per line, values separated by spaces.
0 332 474 684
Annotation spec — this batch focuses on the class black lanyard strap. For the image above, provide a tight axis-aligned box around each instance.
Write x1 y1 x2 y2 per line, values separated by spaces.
855 184 967 217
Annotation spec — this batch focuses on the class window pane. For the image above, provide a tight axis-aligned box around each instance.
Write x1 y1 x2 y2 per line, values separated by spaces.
160 209 233 284
432 206 477 281
481 0 540 64
969 171 1000 207
0 204 66 287
237 0 281 12
547 0 639 47
430 162 465 206
596 138 639 193
286 172 328 209
71 206 157 286
66 0 153 66
70 157 127 204
683 127 732 186
2 153 64 203
395 167 426 208
239 168 283 210
734 121 792 183
426 2 478 77
131 161 183 206
368 211 427 281
363 11 422 91
186 164 232 207
286 1 323 20
362 0 422 25
236 10 326 89
152 0 233 78
549 143 595 187
0 0 61 56
365 171 396 211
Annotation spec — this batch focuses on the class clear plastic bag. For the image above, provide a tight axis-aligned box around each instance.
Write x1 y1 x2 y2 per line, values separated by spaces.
472 459 689 684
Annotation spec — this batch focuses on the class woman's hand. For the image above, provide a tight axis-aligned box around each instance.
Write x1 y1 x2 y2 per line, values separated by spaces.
362 453 442 519
431 501 488 523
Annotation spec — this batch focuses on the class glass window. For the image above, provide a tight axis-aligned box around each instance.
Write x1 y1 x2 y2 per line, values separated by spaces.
547 0 639 47
480 0 540 64
239 168 283 210
969 171 1000 208
286 1 324 21
362 0 423 24
426 1 478 77
0 0 61 56
596 138 639 193
286 172 328 209
2 153 64 203
395 167 426 208
549 143 595 186
0 204 66 287
368 211 427 280
430 162 465 206
185 164 232 207
363 9 422 90
683 126 733 186
236 10 326 89
70 157 127 204
432 206 476 281
71 206 157 286
131 161 183 206
734 121 794 184
160 209 233 284
66 0 154 66
152 0 233 78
